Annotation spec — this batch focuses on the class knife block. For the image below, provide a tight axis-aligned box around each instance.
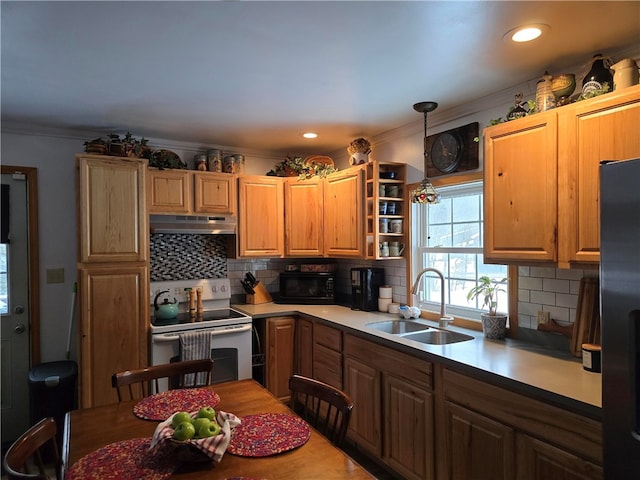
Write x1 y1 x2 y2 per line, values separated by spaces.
247 282 273 304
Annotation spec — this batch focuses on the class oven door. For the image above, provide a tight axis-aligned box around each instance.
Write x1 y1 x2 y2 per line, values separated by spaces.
150 323 252 391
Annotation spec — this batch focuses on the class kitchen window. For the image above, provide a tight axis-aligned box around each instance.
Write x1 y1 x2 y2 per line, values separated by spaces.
411 181 508 323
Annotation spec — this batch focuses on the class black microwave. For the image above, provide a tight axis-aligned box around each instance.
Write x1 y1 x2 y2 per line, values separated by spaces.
278 272 335 304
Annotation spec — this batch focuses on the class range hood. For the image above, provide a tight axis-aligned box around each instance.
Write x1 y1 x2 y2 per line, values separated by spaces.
149 214 236 235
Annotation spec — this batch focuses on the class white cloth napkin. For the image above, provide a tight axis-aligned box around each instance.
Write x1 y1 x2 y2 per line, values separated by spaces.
179 330 212 386
150 410 241 463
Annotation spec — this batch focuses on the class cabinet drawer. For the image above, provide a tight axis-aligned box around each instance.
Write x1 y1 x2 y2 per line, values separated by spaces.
313 343 343 389
314 323 342 351
344 334 432 391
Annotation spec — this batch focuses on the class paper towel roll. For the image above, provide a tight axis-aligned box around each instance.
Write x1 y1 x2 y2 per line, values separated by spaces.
379 286 393 299
378 297 392 312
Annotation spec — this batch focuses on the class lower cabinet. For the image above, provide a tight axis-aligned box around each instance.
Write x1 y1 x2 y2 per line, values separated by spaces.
295 318 313 377
313 323 343 389
440 368 602 480
344 334 435 480
265 316 295 403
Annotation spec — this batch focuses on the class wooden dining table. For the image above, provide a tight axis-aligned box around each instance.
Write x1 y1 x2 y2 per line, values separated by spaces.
63 379 375 479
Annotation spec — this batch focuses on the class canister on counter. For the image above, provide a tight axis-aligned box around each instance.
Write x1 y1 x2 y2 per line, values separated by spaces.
223 155 236 173
582 343 602 373
233 154 245 174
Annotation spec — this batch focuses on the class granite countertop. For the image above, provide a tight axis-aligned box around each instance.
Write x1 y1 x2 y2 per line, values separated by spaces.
233 302 602 418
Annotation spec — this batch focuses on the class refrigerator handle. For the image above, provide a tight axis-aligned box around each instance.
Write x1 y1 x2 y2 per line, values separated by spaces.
633 310 640 440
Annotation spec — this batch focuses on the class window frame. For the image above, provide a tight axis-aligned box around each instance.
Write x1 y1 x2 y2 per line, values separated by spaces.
406 173 518 333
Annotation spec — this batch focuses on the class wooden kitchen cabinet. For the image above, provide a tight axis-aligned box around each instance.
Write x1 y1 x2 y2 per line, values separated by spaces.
323 166 365 257
344 355 382 456
76 154 149 408
442 400 515 480
265 316 295 402
284 176 324 257
365 161 408 259
295 318 313 377
148 169 236 215
238 175 285 257
77 265 148 408
313 323 343 389
484 85 640 266
440 368 602 480
558 84 640 266
344 334 434 478
483 110 558 263
77 155 148 263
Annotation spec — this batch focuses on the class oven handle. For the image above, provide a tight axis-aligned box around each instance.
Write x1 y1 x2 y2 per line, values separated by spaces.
152 323 252 343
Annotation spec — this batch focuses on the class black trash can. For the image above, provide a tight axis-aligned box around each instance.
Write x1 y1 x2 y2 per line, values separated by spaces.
28 360 78 445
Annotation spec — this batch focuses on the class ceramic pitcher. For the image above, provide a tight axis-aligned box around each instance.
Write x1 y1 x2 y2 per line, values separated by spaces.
611 58 639 90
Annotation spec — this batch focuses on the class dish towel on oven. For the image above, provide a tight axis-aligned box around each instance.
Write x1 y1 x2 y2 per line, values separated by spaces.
179 330 212 387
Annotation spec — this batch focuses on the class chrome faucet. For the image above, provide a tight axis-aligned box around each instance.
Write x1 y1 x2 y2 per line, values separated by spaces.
411 267 454 329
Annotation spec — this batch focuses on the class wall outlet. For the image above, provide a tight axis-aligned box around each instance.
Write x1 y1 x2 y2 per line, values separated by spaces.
537 310 551 325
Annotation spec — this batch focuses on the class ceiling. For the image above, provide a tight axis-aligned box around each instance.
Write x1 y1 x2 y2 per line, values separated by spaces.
2 1 639 155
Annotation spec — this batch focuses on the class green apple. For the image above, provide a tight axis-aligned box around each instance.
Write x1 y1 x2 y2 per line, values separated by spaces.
171 411 193 429
196 406 216 421
173 421 196 441
192 417 211 436
198 420 221 438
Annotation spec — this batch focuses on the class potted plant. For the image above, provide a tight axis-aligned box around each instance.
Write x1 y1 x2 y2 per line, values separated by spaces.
266 155 337 179
467 276 508 339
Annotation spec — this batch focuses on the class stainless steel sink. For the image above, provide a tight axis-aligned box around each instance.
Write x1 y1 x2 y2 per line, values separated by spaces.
365 320 430 334
402 330 474 345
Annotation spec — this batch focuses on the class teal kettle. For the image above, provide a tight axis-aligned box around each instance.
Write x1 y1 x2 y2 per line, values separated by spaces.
154 290 178 319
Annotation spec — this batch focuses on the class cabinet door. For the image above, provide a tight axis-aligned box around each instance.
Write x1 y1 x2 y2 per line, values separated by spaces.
384 375 435 480
77 156 148 263
78 265 149 408
483 112 558 262
344 356 382 456
443 401 515 480
266 317 295 402
147 169 191 214
313 343 342 389
517 434 603 480
558 85 640 266
238 176 284 257
295 318 313 377
194 172 237 215
284 177 323 256
324 167 365 257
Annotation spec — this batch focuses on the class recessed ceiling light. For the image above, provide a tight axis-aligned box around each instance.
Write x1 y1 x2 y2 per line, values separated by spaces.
302 132 318 139
504 24 550 43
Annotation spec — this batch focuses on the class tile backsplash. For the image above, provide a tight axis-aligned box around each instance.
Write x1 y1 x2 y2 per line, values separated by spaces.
150 234 595 330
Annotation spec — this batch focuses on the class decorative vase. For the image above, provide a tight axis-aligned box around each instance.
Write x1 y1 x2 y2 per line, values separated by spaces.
481 314 507 339
535 72 556 112
581 54 613 96
611 58 639 91
350 152 369 165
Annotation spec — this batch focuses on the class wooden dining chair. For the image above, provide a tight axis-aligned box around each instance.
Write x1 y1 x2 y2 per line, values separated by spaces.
2 417 63 480
111 358 214 401
288 374 354 446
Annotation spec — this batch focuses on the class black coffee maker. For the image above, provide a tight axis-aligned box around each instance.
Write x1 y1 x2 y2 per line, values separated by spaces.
351 267 385 311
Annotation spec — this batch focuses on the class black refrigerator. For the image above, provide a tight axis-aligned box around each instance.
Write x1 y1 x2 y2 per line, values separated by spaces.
600 158 640 479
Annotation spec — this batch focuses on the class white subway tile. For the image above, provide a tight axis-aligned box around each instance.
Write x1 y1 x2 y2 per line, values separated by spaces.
542 278 571 293
519 276 543 290
530 290 556 305
556 293 579 308
556 269 585 281
529 266 557 278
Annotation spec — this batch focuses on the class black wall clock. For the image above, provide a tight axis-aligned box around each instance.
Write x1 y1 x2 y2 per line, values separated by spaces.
425 122 480 177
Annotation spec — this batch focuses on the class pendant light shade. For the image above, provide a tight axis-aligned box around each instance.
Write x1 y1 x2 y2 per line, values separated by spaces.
410 101 440 204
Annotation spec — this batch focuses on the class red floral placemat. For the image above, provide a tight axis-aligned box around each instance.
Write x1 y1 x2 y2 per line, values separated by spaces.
228 413 310 457
133 388 220 421
66 437 180 480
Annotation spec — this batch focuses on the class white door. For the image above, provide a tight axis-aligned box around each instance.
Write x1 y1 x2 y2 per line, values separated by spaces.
1 172 31 442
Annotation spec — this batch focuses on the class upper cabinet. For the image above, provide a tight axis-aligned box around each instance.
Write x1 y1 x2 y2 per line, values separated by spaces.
365 161 408 260
484 111 558 263
558 85 640 266
284 176 324 257
148 169 236 215
77 155 148 263
323 166 366 257
238 175 285 257
484 84 640 266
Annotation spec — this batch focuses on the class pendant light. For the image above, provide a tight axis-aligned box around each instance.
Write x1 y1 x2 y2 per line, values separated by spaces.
410 101 440 204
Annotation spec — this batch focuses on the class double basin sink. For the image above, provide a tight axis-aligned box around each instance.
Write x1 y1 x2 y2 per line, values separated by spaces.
365 319 474 345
